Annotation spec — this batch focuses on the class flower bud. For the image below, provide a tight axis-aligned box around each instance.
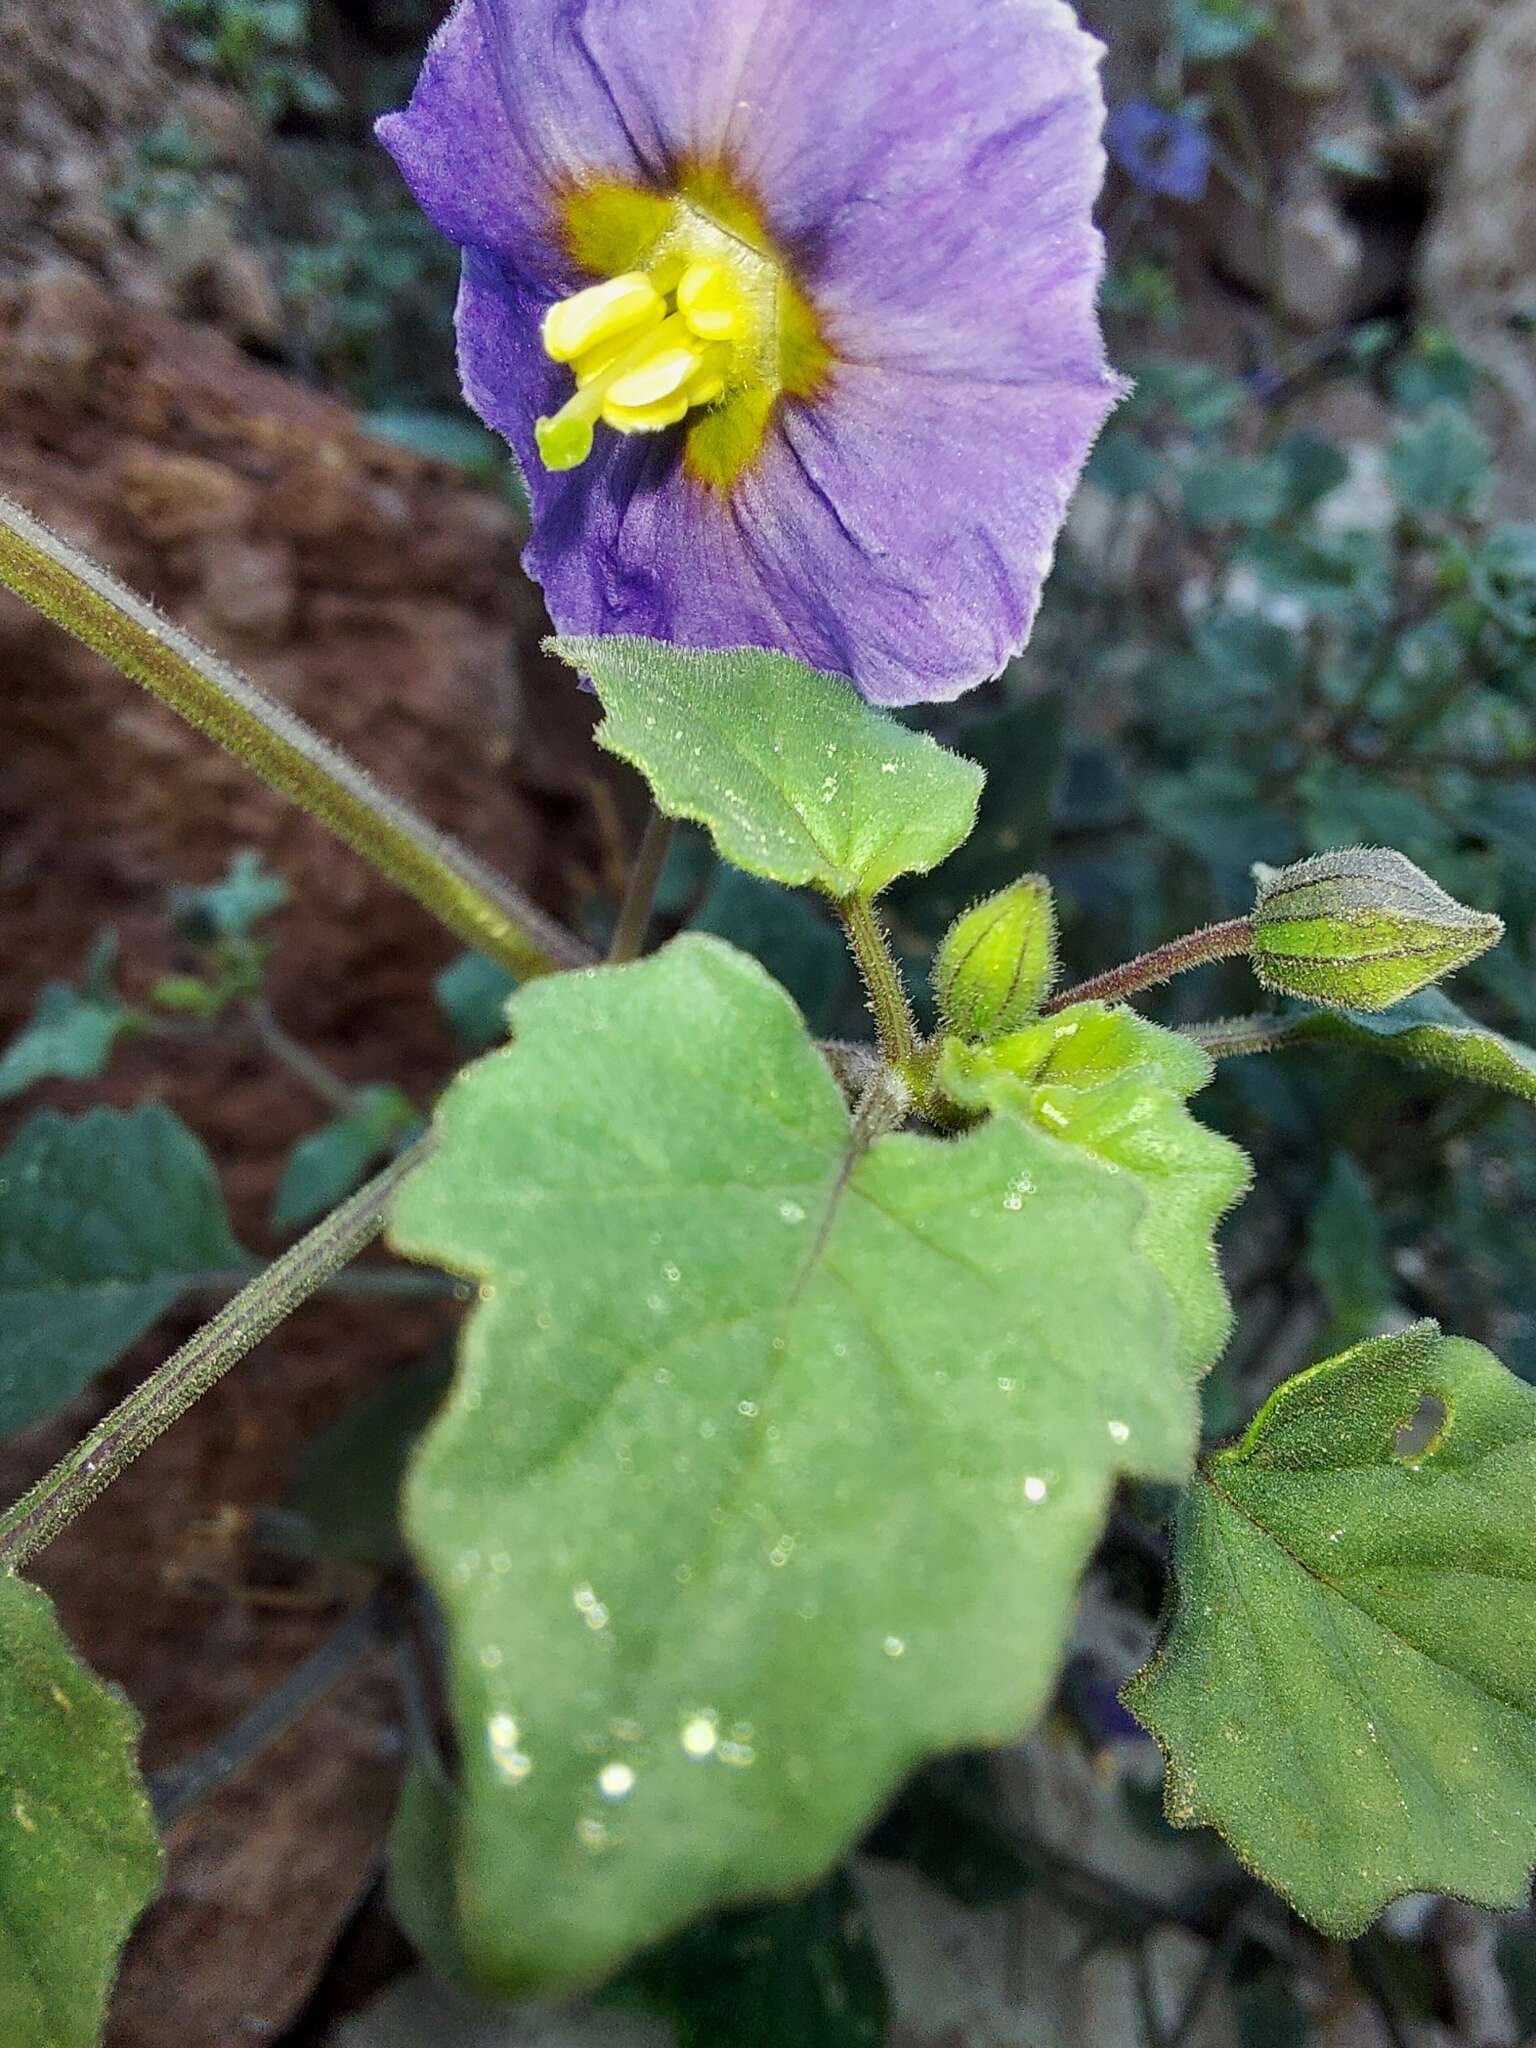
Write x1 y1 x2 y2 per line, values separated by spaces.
934 877 1057 1041
1252 848 1503 1012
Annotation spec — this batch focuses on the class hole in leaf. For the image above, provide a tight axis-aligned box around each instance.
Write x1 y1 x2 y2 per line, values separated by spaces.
1394 1393 1448 1461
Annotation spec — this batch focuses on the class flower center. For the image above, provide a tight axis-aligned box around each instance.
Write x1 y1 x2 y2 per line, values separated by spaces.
534 260 747 472
536 172 830 489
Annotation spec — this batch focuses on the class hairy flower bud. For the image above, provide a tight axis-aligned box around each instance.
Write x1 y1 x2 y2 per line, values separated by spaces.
1252 848 1503 1012
934 877 1058 1041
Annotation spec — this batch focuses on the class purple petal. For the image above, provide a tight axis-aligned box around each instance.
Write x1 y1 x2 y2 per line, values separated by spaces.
384 0 1123 704
376 2 564 285
460 258 1116 706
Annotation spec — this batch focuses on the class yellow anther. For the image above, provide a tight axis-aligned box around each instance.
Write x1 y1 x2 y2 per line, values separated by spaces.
606 343 705 411
574 319 661 388
676 260 748 342
542 272 664 364
603 390 693 434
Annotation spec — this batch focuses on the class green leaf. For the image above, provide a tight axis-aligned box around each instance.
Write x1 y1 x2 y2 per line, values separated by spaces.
388 936 1199 1993
1181 455 1289 532
618 1865 888 2048
1387 403 1491 517
935 1004 1251 1374
170 850 287 944
0 1106 248 1438
282 1360 452 1568
864 1755 1037 1908
1124 1324 1536 1934
1275 430 1351 515
362 409 507 483
388 1756 475 1989
1305 1155 1393 1349
271 1085 416 1232
1282 989 1536 1104
556 636 984 900
1174 0 1273 59
0 1575 162 2045
692 868 852 1039
434 953 520 1052
0 977 131 1102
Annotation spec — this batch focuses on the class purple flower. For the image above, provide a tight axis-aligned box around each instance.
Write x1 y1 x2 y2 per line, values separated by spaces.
1106 101 1212 203
379 0 1122 706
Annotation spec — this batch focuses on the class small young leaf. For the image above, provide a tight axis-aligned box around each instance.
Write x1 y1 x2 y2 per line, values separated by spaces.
1124 1324 1536 1934
170 850 288 944
555 637 984 899
434 953 521 1052
0 1106 248 1438
0 1575 162 2045
388 936 1199 1994
1387 403 1491 517
271 1085 416 1232
1174 0 1273 60
0 981 131 1102
936 1004 1251 1374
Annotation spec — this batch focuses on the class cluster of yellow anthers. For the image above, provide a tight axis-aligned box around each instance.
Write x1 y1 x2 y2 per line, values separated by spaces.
534 259 749 472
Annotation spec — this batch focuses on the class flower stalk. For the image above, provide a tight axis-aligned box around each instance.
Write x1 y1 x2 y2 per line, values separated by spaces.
0 1138 436 1574
0 490 589 982
1042 917 1256 1014
607 808 677 964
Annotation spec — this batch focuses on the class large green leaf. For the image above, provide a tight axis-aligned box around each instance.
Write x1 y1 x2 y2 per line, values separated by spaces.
554 637 983 900
1124 1325 1536 1934
0 1575 162 2045
0 1106 248 1438
389 936 1198 1993
1282 990 1536 1104
936 1004 1251 1374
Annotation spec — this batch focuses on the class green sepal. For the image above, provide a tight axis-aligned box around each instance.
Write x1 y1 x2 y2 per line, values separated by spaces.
1124 1324 1536 1935
1251 848 1502 1012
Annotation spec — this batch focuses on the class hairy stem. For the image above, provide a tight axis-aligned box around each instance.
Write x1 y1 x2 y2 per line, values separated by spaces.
1043 917 1255 1015
0 490 589 981
0 1139 435 1574
837 896 918 1071
1180 1013 1299 1060
607 807 676 964
244 1000 359 1116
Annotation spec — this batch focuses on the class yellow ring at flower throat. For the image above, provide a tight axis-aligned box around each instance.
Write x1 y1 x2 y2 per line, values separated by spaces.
534 166 830 492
